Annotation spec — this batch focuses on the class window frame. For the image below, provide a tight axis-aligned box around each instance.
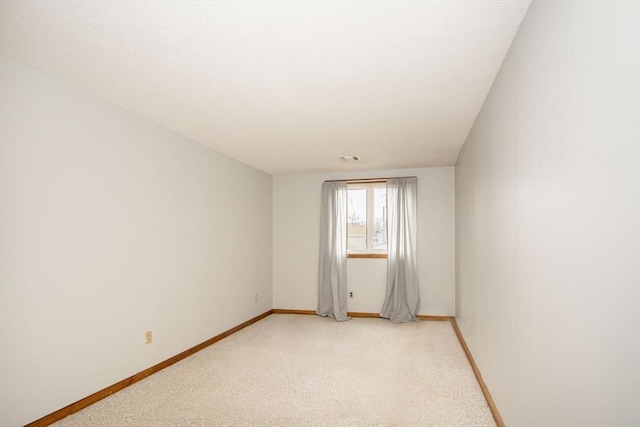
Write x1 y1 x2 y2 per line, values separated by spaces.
347 181 387 259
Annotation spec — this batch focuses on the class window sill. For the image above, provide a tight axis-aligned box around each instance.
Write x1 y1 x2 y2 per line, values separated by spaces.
348 253 387 259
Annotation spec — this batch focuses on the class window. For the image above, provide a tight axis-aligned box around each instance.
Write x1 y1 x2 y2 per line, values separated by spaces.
347 181 387 257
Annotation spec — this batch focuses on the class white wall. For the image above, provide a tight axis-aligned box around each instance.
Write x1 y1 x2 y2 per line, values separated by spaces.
0 55 273 427
273 167 455 316
455 1 639 426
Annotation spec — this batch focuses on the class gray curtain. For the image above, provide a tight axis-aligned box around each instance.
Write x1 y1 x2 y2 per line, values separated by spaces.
317 181 350 321
381 177 420 323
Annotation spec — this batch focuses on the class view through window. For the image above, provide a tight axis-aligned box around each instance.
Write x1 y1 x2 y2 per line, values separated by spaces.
347 182 386 255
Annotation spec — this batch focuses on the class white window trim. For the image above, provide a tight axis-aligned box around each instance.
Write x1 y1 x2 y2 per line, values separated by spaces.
347 182 387 256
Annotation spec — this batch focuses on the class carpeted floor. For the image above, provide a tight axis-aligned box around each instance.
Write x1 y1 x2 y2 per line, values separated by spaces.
52 314 496 426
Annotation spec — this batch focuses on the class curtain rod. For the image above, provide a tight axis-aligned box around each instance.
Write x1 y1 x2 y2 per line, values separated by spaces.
324 176 417 183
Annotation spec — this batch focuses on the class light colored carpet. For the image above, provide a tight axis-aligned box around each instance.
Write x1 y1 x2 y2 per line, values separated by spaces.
52 314 496 427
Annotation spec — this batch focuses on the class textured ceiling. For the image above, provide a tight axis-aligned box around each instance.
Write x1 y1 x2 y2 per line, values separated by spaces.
0 1 530 175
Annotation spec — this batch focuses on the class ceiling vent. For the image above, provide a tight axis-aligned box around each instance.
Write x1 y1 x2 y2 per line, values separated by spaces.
340 156 362 162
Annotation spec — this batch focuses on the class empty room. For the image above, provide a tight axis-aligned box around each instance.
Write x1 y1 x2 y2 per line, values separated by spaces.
1 1 638 426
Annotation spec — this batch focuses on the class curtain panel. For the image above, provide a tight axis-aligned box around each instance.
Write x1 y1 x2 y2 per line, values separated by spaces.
381 177 420 323
317 181 350 321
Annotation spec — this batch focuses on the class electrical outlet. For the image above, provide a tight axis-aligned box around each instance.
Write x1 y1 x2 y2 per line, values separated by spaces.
349 291 353 298
254 294 258 303
145 330 152 344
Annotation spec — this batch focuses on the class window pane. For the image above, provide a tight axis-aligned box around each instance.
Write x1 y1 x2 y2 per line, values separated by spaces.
348 189 366 251
373 187 387 251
